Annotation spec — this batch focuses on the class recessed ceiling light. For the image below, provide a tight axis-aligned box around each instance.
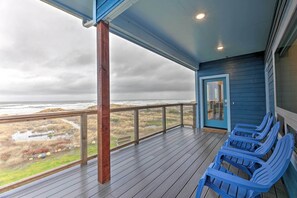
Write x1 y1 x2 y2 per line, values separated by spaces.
195 13 205 20
217 46 224 51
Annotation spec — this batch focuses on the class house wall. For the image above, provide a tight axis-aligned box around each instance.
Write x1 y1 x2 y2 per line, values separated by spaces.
198 52 266 130
265 0 297 197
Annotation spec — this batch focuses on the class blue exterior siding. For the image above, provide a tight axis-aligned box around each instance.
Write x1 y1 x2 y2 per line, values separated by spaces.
198 52 266 129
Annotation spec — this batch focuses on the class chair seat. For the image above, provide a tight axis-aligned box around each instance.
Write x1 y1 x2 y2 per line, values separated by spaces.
228 140 255 151
222 155 261 176
224 155 253 167
234 131 253 137
233 129 254 136
205 164 249 197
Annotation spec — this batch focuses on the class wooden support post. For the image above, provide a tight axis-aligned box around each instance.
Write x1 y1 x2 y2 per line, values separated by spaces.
193 104 196 128
162 107 167 133
97 21 110 184
180 104 184 127
80 113 88 166
134 109 139 145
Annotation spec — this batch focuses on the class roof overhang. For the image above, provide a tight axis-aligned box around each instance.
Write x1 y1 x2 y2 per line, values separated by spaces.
41 0 278 71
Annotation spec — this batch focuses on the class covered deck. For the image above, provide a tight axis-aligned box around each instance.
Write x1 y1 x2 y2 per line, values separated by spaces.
1 0 297 197
2 127 288 198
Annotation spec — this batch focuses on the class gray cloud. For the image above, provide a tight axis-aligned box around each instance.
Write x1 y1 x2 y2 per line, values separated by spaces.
0 0 194 102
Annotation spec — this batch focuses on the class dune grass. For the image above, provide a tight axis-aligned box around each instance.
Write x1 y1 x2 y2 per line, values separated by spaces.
0 105 194 187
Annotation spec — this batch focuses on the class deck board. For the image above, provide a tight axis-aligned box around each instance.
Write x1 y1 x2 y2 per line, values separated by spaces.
120 135 221 198
0 127 289 198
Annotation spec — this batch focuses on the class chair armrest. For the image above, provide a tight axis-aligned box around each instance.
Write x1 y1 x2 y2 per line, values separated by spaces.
233 128 259 134
225 136 261 148
205 167 270 192
228 136 262 144
232 130 261 138
235 123 257 129
216 149 265 165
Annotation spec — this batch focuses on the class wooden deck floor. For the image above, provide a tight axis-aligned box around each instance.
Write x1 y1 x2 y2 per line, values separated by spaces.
1 127 288 198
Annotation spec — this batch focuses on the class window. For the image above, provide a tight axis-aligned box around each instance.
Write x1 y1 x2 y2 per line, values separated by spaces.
275 12 297 114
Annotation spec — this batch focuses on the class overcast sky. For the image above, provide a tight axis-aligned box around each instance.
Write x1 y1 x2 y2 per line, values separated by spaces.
0 0 195 102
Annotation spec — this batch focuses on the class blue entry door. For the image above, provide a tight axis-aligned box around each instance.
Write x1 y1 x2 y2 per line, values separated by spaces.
203 78 227 129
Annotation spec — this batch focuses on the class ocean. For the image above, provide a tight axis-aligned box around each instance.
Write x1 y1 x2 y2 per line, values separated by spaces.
0 99 193 115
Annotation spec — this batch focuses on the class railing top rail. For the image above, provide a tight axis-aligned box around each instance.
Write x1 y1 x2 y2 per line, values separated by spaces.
111 102 195 112
0 103 196 124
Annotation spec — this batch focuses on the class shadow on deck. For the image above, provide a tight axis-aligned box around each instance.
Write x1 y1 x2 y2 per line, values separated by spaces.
1 127 288 198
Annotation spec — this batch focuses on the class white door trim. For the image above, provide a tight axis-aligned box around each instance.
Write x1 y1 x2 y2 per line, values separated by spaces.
195 70 200 128
199 74 231 132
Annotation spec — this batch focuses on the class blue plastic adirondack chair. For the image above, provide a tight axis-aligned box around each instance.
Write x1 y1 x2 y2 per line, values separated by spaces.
216 122 280 176
234 112 271 132
230 116 274 140
227 117 275 151
223 122 280 157
196 134 294 198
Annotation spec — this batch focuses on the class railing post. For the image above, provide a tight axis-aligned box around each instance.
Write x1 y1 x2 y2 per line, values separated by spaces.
162 106 166 133
193 104 196 129
134 109 139 145
180 104 184 127
80 113 88 166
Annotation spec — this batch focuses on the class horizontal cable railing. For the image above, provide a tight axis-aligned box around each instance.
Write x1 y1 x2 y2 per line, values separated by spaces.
0 103 196 192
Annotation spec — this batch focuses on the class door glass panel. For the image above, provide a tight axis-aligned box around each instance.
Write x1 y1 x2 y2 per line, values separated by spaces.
206 81 224 120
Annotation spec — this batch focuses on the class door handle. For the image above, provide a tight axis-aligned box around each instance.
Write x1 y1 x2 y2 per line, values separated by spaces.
224 99 228 107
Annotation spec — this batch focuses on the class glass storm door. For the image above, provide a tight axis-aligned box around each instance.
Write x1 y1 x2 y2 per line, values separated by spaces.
203 78 227 129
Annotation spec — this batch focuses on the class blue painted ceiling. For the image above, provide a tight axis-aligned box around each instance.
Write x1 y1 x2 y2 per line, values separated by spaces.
111 0 277 69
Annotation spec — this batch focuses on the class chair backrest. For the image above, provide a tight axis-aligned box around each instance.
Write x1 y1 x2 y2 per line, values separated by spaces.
251 134 294 186
256 112 271 131
256 116 274 140
254 122 280 156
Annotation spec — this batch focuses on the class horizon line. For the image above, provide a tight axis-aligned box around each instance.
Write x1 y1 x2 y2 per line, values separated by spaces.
0 99 194 103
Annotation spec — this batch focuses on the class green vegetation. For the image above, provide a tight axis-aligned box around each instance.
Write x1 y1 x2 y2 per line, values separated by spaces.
0 144 98 186
0 149 80 186
0 104 194 186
